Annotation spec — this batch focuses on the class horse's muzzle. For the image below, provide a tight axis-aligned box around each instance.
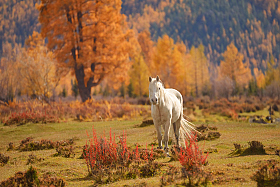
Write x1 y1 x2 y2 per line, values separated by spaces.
150 98 159 105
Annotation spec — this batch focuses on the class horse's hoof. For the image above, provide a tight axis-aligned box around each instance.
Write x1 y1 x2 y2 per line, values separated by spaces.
157 146 163 149
166 152 170 157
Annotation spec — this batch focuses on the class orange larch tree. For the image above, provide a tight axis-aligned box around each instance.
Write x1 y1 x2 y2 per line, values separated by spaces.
189 44 209 96
152 34 185 88
37 0 135 102
220 43 251 90
137 30 154 68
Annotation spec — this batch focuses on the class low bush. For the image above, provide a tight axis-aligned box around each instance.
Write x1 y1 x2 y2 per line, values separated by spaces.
230 141 266 156
195 124 221 141
247 141 266 155
251 160 280 187
177 136 211 186
26 154 44 165
160 165 181 186
3 110 59 126
139 119 154 127
18 137 55 151
83 127 162 185
8 137 75 152
0 166 66 187
161 138 212 186
0 99 150 124
54 145 75 158
0 153 9 166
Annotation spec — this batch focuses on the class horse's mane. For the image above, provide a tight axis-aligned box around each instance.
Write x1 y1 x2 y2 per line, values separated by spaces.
158 79 165 88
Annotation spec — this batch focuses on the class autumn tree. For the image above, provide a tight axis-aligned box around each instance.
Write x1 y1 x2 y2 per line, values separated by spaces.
129 54 150 97
137 30 154 67
220 43 251 94
37 0 135 102
189 44 209 97
264 54 279 86
152 34 184 88
17 31 59 100
0 43 22 102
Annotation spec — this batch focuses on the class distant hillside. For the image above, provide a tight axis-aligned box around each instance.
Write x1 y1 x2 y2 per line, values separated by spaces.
122 0 280 72
1 0 280 74
0 0 40 57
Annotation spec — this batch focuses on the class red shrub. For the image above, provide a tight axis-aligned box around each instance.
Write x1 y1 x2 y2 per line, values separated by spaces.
3 110 59 126
0 99 149 124
177 137 208 171
84 127 139 174
176 136 211 186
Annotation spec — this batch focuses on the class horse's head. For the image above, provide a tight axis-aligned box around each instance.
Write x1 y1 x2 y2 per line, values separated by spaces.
149 75 164 105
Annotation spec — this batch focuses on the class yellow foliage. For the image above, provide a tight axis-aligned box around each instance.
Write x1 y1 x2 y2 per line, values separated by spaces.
17 31 59 97
220 43 251 87
129 54 150 96
188 44 210 96
37 0 136 101
151 34 185 89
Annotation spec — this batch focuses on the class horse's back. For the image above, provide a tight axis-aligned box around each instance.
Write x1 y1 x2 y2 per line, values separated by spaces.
165 88 183 104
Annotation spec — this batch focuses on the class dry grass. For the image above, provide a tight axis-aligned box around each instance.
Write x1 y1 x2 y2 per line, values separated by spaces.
0 99 150 124
0 118 280 186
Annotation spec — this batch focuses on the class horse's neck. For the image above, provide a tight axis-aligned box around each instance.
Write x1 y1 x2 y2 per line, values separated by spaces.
159 88 166 106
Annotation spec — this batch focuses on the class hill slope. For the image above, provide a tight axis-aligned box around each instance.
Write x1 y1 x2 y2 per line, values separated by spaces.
122 0 280 71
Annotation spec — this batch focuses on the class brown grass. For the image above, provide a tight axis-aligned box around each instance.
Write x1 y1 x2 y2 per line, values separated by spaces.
0 120 279 186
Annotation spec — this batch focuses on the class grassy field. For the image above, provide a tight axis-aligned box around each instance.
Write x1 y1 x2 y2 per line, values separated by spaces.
0 118 280 186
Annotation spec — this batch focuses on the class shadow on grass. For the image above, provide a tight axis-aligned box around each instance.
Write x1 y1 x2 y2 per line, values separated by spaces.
68 174 92 182
229 141 268 157
229 148 268 157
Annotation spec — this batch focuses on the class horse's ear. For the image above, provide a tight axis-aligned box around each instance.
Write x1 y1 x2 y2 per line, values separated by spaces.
149 76 152 82
156 75 160 82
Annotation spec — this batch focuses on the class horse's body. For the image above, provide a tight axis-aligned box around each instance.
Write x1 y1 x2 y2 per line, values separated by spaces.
149 76 195 153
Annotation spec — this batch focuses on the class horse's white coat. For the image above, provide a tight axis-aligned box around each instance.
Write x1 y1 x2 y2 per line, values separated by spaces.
149 76 195 152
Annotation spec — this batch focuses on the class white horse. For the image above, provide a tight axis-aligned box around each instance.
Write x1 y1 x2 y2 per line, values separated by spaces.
149 75 196 153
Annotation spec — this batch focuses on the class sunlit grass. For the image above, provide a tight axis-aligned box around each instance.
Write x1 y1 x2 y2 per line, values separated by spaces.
0 118 280 186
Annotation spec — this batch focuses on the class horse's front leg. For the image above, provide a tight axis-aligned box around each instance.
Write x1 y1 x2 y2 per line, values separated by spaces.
154 121 163 149
163 119 172 153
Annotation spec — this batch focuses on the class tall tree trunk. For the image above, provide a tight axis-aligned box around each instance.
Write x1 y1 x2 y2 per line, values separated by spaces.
75 64 91 102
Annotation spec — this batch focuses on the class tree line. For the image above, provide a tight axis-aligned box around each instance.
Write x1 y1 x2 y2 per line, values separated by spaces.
1 0 280 103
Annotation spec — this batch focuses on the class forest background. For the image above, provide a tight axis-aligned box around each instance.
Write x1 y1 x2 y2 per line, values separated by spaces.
1 0 280 103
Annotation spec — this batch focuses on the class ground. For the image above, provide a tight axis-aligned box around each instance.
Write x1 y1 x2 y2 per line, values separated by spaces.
0 118 280 186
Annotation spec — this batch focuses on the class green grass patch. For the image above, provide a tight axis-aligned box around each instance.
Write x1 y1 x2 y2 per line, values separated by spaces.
0 120 280 186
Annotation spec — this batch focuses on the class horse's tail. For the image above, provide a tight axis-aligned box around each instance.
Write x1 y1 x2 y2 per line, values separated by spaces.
179 115 199 146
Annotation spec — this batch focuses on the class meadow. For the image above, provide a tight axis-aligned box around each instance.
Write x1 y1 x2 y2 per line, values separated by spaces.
0 98 280 186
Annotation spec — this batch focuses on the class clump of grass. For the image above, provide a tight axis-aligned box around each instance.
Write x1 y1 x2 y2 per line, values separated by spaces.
230 141 267 156
54 145 75 158
17 137 55 151
251 160 280 187
0 166 66 187
7 142 15 151
0 153 9 166
160 165 181 185
26 153 44 165
247 141 266 154
195 124 221 141
8 137 76 153
139 119 153 127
